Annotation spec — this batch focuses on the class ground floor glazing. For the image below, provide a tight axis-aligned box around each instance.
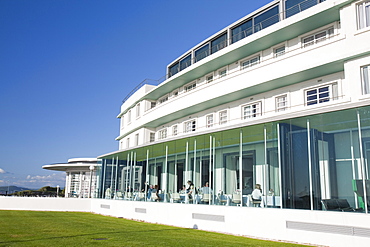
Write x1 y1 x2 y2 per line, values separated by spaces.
98 105 370 213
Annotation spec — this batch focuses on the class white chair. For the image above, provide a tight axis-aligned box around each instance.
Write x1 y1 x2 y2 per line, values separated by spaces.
137 192 145 201
201 194 212 203
232 193 241 205
151 192 159 201
171 192 181 203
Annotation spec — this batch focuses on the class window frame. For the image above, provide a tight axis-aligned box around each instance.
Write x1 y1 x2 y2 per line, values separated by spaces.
206 74 214 83
218 68 227 78
361 65 370 95
241 55 260 70
149 132 155 143
275 94 288 112
206 114 214 128
305 83 338 106
184 82 196 92
172 125 178 136
219 110 228 125
158 128 167 140
301 26 334 48
184 119 196 133
357 1 370 29
242 101 262 119
136 103 140 118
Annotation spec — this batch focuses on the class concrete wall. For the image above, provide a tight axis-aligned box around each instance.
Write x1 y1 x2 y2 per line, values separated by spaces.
2 197 370 247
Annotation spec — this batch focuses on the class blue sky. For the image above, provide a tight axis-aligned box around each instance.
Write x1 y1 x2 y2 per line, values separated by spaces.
0 0 272 189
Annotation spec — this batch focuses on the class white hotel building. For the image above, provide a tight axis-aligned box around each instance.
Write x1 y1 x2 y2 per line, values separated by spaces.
95 0 370 245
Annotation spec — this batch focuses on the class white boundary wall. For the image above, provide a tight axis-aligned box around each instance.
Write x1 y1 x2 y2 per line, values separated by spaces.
1 197 370 247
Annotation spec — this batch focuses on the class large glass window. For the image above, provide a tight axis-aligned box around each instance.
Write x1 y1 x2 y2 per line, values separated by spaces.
357 1 370 29
194 44 210 62
285 0 323 18
168 54 192 78
302 27 334 48
254 5 280 32
231 19 253 44
211 33 227 54
241 56 260 69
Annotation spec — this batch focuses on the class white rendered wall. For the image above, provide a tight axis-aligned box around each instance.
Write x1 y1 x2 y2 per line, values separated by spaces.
2 197 370 247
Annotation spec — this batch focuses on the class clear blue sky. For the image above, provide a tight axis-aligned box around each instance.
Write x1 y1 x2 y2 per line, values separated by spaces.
0 0 272 189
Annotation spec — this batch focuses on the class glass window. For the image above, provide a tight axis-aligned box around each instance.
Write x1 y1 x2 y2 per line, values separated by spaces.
243 102 262 119
231 19 253 44
285 0 320 18
136 104 140 118
211 33 227 54
241 56 260 69
135 134 139 146
169 62 179 77
302 27 334 47
185 82 196 92
219 69 227 78
362 65 370 94
150 133 155 142
172 125 178 136
206 74 213 83
121 116 124 129
126 138 130 148
180 54 192 71
184 120 196 133
274 46 285 57
127 110 131 124
305 83 337 106
150 101 156 109
206 114 214 128
195 44 210 62
254 5 280 32
159 129 167 140
159 96 168 104
357 1 370 29
276 95 288 112
219 110 227 125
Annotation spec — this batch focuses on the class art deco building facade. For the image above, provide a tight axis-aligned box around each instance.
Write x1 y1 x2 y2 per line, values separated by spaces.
96 1 370 243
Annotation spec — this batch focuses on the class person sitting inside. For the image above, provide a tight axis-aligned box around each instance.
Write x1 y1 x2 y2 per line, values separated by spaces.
151 185 160 201
200 182 212 194
186 180 195 201
251 184 262 207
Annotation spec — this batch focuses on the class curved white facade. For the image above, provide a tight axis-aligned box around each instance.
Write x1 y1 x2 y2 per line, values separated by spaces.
98 0 370 246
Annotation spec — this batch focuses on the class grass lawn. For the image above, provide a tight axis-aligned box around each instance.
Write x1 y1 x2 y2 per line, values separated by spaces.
0 210 309 246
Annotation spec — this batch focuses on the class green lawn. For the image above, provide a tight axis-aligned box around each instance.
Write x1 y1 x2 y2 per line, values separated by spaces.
0 210 308 246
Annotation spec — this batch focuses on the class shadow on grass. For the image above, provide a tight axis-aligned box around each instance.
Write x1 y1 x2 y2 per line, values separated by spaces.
0 228 185 244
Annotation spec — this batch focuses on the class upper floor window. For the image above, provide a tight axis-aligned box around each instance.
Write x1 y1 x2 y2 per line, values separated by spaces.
135 134 139 146
159 95 168 104
206 74 214 83
149 132 155 143
206 114 214 128
302 26 334 48
172 125 178 136
361 65 370 94
126 138 130 148
241 56 260 69
121 116 124 129
195 44 210 63
219 69 227 78
243 102 262 119
185 82 196 92
305 83 337 106
276 95 288 112
159 128 167 140
127 110 131 124
184 120 196 133
232 19 253 43
150 101 156 109
168 53 192 78
136 104 140 118
219 110 228 125
285 0 324 18
357 1 370 29
211 33 228 54
274 46 285 57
